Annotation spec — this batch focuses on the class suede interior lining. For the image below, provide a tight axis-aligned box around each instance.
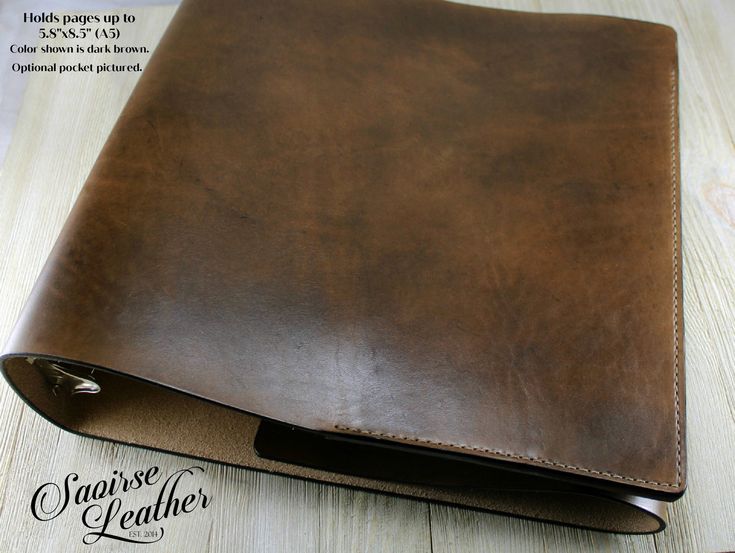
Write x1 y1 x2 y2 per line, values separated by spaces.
3 356 665 533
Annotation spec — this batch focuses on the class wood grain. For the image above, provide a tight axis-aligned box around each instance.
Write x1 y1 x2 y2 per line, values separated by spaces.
0 2 733 551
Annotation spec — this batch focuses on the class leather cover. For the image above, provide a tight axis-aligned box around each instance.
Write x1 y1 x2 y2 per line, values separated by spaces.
1 0 684 534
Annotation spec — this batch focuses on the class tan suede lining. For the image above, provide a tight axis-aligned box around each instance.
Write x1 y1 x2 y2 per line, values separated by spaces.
4 357 664 533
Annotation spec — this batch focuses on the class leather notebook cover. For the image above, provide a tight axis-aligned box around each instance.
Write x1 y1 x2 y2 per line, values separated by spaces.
1 0 684 534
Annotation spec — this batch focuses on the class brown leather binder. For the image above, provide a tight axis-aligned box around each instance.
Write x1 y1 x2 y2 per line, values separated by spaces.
1 0 684 533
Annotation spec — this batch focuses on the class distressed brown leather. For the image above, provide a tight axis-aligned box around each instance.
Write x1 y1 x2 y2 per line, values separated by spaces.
1 0 683 533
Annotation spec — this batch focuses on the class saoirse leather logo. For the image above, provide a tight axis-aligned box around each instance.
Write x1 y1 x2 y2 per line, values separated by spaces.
30 465 211 544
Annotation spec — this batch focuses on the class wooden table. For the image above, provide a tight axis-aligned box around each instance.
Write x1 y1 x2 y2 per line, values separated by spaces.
1 2 733 551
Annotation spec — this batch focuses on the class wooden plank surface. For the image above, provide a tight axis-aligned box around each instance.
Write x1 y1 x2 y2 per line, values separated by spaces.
0 2 733 551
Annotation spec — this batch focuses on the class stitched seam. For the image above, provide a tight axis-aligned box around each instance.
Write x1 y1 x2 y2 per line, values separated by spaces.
670 65 682 487
334 425 675 486
334 67 682 490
